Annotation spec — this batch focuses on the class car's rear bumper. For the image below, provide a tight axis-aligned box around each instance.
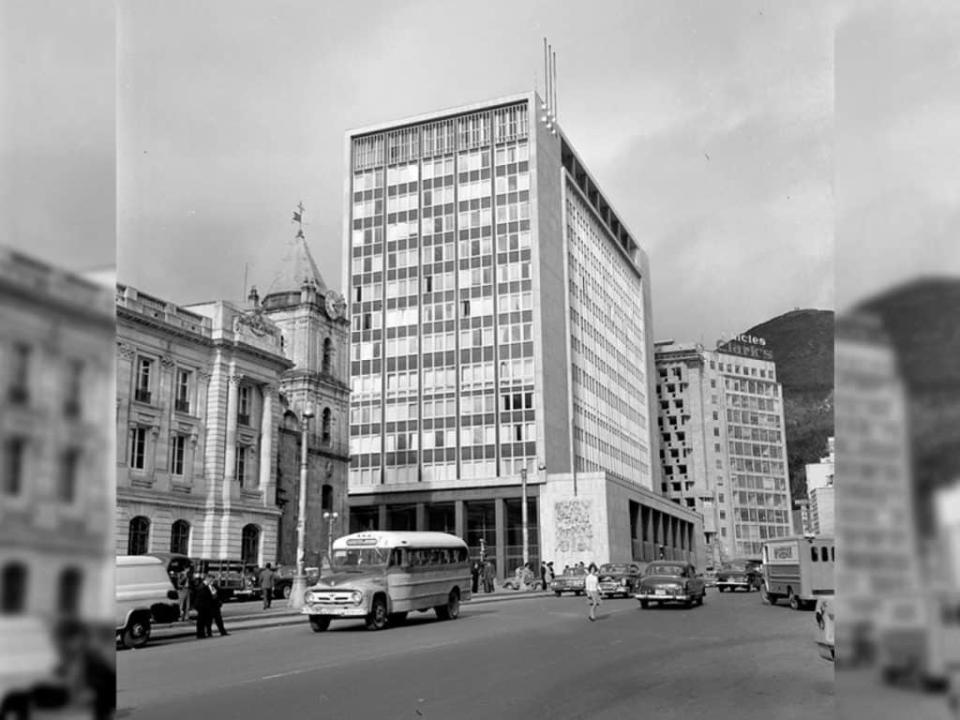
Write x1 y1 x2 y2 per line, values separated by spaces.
717 581 751 589
599 584 630 595
635 592 692 603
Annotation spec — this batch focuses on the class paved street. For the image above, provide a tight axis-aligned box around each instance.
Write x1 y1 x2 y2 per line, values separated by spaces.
119 590 832 719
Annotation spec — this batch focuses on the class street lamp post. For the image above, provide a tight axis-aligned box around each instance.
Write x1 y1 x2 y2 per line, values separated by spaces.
323 511 339 563
520 467 529 566
288 406 314 609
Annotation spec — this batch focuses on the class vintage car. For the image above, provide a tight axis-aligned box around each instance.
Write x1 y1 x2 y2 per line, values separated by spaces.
815 595 835 662
550 567 587 596
597 563 642 598
263 565 320 600
634 561 706 609
716 558 763 592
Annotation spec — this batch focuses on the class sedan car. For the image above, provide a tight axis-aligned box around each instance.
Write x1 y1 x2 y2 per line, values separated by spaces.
715 558 763 592
597 563 642 598
550 567 587 596
635 561 706 609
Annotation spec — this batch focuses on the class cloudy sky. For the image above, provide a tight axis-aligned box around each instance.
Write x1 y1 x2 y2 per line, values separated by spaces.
836 0 960 310
6 1 958 341
112 0 839 344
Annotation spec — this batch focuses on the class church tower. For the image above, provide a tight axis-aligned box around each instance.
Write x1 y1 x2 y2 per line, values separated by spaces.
259 206 350 564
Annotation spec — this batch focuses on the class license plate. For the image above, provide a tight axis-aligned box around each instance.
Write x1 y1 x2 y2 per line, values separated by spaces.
309 604 347 616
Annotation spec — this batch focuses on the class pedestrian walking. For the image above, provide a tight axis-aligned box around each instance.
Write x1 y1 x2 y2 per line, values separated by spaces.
585 565 601 621
470 560 480 594
258 563 276 610
539 562 547 590
176 569 191 621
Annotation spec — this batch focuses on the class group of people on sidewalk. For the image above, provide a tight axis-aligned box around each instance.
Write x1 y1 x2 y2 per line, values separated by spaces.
172 568 229 639
175 563 283 641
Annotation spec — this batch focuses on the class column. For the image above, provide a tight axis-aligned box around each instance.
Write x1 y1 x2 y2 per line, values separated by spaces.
454 500 466 539
116 344 136 467
378 504 387 531
193 370 210 482
494 498 506 580
258 385 274 492
224 373 240 487
415 502 426 532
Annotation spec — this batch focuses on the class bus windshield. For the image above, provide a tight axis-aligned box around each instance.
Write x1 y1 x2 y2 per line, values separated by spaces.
331 547 389 571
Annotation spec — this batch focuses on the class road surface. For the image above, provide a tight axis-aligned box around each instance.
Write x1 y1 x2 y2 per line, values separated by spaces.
119 590 833 720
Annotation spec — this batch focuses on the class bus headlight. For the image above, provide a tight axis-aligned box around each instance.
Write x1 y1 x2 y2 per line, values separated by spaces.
352 591 363 604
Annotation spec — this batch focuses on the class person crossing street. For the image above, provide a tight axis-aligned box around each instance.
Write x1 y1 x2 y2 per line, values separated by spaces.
585 565 601 621
258 563 276 610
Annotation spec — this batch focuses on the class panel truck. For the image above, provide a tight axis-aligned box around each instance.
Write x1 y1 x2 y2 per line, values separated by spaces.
877 482 960 690
761 535 835 610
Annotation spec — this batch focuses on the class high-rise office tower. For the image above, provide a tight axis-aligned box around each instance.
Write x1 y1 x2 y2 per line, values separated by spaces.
654 338 794 564
344 93 702 576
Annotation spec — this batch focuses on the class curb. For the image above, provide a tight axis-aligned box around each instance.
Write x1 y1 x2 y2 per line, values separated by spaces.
145 592 551 642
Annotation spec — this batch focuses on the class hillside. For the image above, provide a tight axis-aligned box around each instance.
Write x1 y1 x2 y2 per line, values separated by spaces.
742 309 835 502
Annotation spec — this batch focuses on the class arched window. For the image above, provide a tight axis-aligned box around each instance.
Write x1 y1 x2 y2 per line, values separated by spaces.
321 408 332 444
1 563 27 613
241 524 260 566
57 567 83 616
170 520 191 555
321 484 333 512
128 516 150 555
322 337 333 375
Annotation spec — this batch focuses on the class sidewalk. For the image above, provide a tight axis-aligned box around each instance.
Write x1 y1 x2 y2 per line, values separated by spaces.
147 588 550 642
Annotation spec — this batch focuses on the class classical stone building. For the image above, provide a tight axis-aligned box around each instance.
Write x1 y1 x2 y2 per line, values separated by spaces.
0 248 114 624
116 284 292 565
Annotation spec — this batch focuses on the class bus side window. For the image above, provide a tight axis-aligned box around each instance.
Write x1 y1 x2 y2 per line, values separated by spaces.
811 547 818 562
820 547 829 562
390 548 403 567
831 547 835 562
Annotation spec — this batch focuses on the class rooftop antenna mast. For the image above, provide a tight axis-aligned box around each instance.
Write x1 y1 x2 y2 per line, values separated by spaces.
542 38 558 135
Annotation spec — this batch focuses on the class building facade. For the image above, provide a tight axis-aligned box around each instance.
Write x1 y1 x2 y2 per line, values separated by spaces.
804 436 834 535
116 285 292 564
654 338 794 565
343 93 702 577
0 249 114 624
836 313 921 630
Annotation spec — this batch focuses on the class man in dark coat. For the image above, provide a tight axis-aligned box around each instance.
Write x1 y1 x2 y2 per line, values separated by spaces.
470 561 480 594
206 575 229 637
194 575 215 639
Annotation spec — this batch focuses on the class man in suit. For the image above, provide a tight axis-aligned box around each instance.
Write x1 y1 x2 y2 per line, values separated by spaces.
206 575 229 637
194 575 215 640
258 563 276 610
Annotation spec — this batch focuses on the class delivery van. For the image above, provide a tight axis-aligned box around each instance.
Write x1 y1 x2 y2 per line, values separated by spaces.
115 555 180 649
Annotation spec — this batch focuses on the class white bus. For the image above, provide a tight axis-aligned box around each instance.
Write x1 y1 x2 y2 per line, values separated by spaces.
761 535 834 610
301 531 472 632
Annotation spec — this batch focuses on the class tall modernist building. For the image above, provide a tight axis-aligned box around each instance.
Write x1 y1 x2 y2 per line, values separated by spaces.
344 93 703 577
654 338 794 564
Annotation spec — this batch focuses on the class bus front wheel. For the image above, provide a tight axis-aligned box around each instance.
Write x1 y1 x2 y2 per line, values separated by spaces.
436 589 460 620
309 615 331 632
365 597 388 631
